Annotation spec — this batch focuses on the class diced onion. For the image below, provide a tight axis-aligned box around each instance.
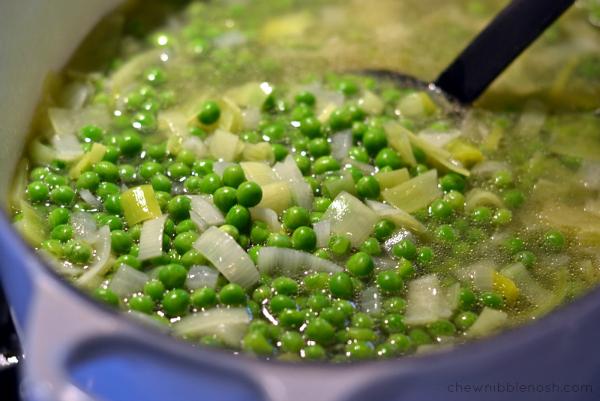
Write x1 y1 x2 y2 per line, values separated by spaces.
138 215 168 261
48 106 110 137
111 49 165 94
108 265 150 298
77 226 113 288
376 208 430 240
313 219 330 248
322 191 377 247
257 247 343 276
501 262 553 305
188 196 225 226
470 161 510 177
249 207 281 234
325 171 358 199
58 80 93 110
69 211 98 244
19 200 48 247
173 308 250 347
358 90 385 116
214 31 247 49
193 227 259 288
186 265 220 290
242 143 275 165
342 157 376 175
374 168 409 190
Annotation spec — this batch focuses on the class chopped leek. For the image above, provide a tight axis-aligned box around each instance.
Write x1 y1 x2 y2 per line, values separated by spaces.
466 308 508 337
313 219 331 248
28 140 56 167
397 91 437 119
404 274 452 326
445 139 484 168
159 111 189 156
257 247 343 276
249 207 282 234
493 271 520 304
242 143 275 165
52 133 84 162
331 130 353 161
226 82 272 109
77 226 114 289
108 264 150 298
186 265 220 290
374 168 409 190
138 215 168 261
375 208 430 240
121 185 162 226
385 124 417 167
381 169 442 213
193 226 259 288
188 196 225 226
209 129 243 162
360 286 382 315
48 106 110 137
501 262 553 306
257 181 292 215
322 191 378 247
240 161 279 185
70 142 107 179
358 90 385 116
111 48 165 94
173 308 250 347
324 171 358 199
69 212 98 244
18 200 49 246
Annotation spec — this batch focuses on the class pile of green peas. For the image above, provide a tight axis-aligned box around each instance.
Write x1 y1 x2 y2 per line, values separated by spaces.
16 1 575 362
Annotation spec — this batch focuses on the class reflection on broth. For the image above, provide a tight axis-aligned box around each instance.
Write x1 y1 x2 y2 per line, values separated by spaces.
8 0 600 362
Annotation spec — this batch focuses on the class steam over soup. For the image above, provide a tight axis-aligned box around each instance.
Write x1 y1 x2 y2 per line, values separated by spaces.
9 0 600 361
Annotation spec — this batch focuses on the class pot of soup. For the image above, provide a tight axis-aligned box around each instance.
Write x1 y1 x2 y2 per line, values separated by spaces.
1 0 600 400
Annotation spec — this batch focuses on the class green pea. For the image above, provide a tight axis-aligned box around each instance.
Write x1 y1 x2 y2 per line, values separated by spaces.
110 230 132 254
129 295 154 314
263 124 285 141
92 288 119 307
303 344 326 360
192 159 214 176
373 219 395 241
328 234 351 255
305 318 336 344
329 272 353 299
270 294 295 314
51 224 73 243
375 148 402 170
272 277 298 296
299 116 322 138
503 237 525 255
303 273 330 294
493 208 512 225
250 221 270 244
470 206 493 226
416 247 434 265
64 240 92 264
50 185 75 205
459 288 476 311
41 239 64 257
295 90 316 106
479 292 504 309
515 251 536 268
219 283 246 306
441 173 466 192
308 138 332 158
503 189 525 208
493 171 513 188
397 258 415 279
377 271 404 293
219 224 239 241
376 344 395 359
139 161 165 181
444 191 465 210
351 313 374 329
392 240 416 259
180 249 208 269
293 155 311 176
225 205 251 231
104 194 123 215
27 181 49 202
78 125 104 142
348 146 370 163
313 156 340 175
455 311 478 330
48 208 71 228
158 263 187 290
162 289 191 317
429 200 453 220
97 182 119 200
337 79 358 95
271 144 288 162
313 249 329 259
543 230 565 251
222 165 246 188
381 314 406 334
198 101 221 125
344 341 374 360
252 285 273 304
436 225 457 243
277 309 304 329
119 131 143 156
150 174 171 193
236 182 262 207
173 232 199 255
280 331 304 353
30 167 49 182
346 252 374 277
409 329 432 346
100 215 123 231
292 226 317 251
427 319 457 337
384 297 407 314
148 143 168 161
114 254 142 271
199 173 222 195
168 195 192 221
360 237 381 256
362 128 387 154
387 333 413 353
213 186 238 214
356 175 380 199
282 207 309 231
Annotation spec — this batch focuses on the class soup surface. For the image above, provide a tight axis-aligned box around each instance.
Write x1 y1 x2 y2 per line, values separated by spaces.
9 0 600 362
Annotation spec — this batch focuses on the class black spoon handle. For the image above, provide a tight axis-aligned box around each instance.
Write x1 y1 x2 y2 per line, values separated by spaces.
434 0 575 104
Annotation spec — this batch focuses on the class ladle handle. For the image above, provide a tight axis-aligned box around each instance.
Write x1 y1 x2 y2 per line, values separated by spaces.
434 0 575 104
